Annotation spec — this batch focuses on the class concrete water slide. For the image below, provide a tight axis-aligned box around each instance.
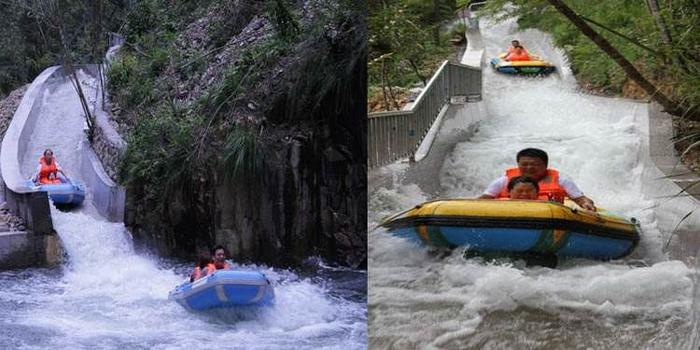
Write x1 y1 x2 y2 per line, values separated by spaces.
0 64 126 269
370 11 700 240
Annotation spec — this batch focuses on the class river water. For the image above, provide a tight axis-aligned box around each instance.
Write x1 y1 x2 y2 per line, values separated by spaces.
368 16 698 349
1 70 366 349
0 208 366 349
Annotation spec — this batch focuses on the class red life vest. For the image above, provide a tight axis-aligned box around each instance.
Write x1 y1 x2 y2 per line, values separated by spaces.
38 156 60 184
496 168 567 202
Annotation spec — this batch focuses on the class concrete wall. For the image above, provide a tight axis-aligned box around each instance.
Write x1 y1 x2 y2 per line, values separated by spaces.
645 102 700 263
81 64 126 222
461 15 485 69
80 139 125 222
0 63 128 269
0 66 62 269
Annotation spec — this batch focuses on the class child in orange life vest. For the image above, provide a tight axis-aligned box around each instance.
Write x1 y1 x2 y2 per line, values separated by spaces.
189 254 212 282
507 176 540 200
189 245 233 283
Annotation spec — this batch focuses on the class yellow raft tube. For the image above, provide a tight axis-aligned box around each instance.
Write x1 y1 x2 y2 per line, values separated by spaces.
382 199 640 261
490 53 556 75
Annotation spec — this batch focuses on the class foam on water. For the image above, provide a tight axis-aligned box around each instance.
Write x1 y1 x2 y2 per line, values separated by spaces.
1 64 365 349
0 207 365 349
368 15 695 349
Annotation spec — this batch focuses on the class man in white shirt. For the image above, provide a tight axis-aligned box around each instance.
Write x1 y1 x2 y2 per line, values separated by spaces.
478 148 596 211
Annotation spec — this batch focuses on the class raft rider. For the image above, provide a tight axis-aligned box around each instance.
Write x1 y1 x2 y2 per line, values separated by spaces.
33 148 68 185
204 245 232 275
504 44 531 61
508 39 529 55
479 148 597 211
507 176 540 200
189 253 212 282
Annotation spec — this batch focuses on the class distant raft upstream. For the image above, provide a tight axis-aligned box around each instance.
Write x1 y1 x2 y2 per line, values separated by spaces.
381 199 640 262
491 53 556 75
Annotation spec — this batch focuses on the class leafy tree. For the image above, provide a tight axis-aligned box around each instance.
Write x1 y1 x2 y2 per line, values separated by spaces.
480 0 699 120
368 0 457 110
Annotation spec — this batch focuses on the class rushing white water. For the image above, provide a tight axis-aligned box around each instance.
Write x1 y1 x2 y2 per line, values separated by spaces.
369 16 696 349
0 208 366 349
1 71 366 349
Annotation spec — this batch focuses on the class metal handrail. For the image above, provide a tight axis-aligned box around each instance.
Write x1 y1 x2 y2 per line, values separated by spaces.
468 1 488 13
368 61 481 168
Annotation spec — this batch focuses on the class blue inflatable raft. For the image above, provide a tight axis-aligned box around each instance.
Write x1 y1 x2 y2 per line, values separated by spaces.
27 179 86 206
169 270 275 311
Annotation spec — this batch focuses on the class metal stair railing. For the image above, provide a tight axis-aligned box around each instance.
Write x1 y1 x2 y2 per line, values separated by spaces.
368 61 481 168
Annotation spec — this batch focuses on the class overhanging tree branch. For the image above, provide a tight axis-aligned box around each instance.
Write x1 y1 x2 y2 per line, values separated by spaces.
578 14 661 57
545 0 698 121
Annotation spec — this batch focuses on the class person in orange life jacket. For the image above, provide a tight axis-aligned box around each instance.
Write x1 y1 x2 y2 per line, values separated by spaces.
508 176 540 200
478 148 597 211
504 45 531 61
507 40 530 57
203 245 232 276
33 148 68 185
507 40 528 54
189 253 212 282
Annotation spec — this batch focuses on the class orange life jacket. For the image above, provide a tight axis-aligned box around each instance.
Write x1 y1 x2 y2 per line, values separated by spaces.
206 262 231 272
38 156 60 184
496 168 567 203
506 51 531 61
190 266 202 282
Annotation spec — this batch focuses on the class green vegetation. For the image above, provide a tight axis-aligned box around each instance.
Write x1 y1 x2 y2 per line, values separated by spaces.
484 1 655 91
0 0 128 95
480 0 700 170
267 0 301 40
368 0 459 111
223 128 266 183
481 1 699 113
109 0 359 212
107 53 155 110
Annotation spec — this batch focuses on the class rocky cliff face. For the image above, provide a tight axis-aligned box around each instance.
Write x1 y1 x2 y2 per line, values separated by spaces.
115 0 366 268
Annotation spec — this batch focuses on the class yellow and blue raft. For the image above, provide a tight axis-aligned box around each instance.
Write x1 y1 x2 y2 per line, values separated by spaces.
490 53 556 75
382 199 640 261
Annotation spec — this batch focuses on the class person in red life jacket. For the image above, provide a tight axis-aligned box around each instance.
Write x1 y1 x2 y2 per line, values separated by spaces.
507 176 540 200
203 245 232 276
33 149 68 185
504 45 531 61
189 253 212 282
478 148 597 211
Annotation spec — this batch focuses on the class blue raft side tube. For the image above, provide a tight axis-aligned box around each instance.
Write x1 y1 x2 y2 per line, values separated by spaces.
169 270 275 311
25 179 86 205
